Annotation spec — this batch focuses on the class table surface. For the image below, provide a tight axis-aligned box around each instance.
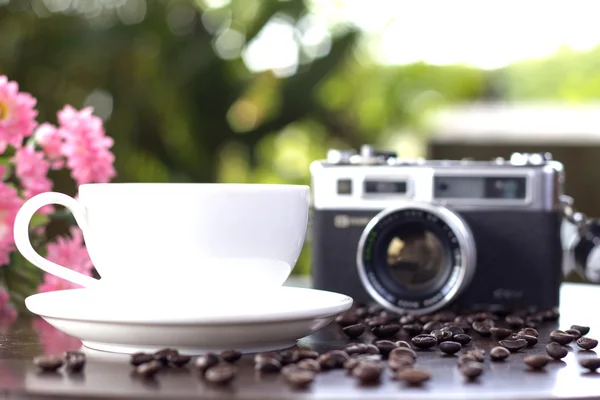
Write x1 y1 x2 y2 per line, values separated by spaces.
2 281 600 400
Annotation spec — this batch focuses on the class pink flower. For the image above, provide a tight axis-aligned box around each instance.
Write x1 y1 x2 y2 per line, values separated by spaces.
13 146 52 197
0 75 38 154
0 287 16 324
37 227 94 292
57 105 116 185
0 181 23 267
34 123 64 169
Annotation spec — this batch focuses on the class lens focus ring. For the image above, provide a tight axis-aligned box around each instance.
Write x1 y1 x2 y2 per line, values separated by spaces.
356 203 476 315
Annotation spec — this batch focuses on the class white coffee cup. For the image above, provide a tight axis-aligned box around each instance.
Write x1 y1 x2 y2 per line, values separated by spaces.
13 183 310 291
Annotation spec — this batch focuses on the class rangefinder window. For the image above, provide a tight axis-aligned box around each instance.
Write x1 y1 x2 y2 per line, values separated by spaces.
364 180 407 194
434 176 527 199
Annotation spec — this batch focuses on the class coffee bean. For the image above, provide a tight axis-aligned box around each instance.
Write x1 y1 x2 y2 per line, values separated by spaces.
33 355 63 372
499 338 528 353
518 327 539 338
566 329 583 339
336 311 359 327
459 361 484 380
473 312 492 321
279 350 298 365
130 352 154 367
365 316 387 328
402 324 423 336
364 344 380 355
295 348 319 360
195 353 219 373
472 321 492 337
205 363 237 384
395 340 411 348
546 342 568 360
524 355 550 370
389 347 417 360
388 355 414 371
465 350 485 362
400 314 416 325
297 358 321 372
283 368 315 388
368 304 384 316
441 326 464 336
254 352 282 364
541 307 560 321
255 358 282 373
168 354 191 367
372 324 401 338
439 341 461 355
154 348 178 365
64 351 85 373
395 368 431 385
374 340 397 357
135 360 161 378
505 315 525 328
355 307 368 319
579 357 600 372
571 325 590 336
490 346 510 361
411 334 437 349
343 324 365 339
352 362 383 384
431 329 453 343
577 337 598 350
220 349 242 363
490 327 512 340
516 334 538 347
452 333 472 346
343 358 360 373
549 330 575 345
457 354 478 366
423 321 444 333
317 350 349 370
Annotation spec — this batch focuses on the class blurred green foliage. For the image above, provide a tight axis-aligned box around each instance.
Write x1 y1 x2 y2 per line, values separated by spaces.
3 0 594 277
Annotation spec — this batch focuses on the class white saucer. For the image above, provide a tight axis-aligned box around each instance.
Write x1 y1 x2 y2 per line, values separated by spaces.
25 286 353 355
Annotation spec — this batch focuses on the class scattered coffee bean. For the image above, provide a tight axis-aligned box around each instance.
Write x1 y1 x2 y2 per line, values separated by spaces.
396 368 431 385
400 314 416 325
411 334 437 349
135 360 161 378
297 358 321 372
423 321 444 333
459 361 484 381
295 348 319 360
344 343 366 356
472 321 492 337
131 352 154 367
374 340 397 357
355 307 368 319
402 324 423 337
205 363 237 384
431 329 453 343
577 337 598 350
283 368 315 388
499 338 528 353
524 355 550 370
372 324 401 338
336 311 358 327
33 355 64 372
220 349 242 363
546 342 568 360
395 340 411 348
352 362 383 384
255 358 282 373
64 351 85 373
452 333 472 346
518 327 539 338
195 353 219 373
566 329 583 340
154 348 178 365
457 354 478 366
579 357 600 372
439 341 462 355
441 326 464 336
549 330 575 345
365 316 387 328
571 325 590 336
343 358 360 373
490 327 512 340
343 324 365 339
505 315 525 328
389 347 417 360
279 350 299 365
317 350 349 370
168 354 191 367
254 352 282 364
388 355 414 371
465 350 485 362
363 344 380 355
368 304 383 315
516 334 538 347
490 346 510 361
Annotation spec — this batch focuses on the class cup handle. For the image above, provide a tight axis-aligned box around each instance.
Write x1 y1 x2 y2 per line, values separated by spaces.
13 192 101 288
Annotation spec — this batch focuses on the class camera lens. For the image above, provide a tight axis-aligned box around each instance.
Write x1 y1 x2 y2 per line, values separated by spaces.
356 203 476 315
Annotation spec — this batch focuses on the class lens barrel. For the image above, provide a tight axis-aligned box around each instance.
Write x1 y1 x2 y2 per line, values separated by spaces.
356 202 476 315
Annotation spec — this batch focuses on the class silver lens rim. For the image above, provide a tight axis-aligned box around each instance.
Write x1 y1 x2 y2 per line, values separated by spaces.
356 202 476 315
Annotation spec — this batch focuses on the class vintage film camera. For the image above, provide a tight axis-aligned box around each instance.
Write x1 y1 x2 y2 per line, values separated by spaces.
309 145 569 315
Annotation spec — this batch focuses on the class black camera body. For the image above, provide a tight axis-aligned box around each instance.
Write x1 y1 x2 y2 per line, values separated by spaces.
310 146 565 315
